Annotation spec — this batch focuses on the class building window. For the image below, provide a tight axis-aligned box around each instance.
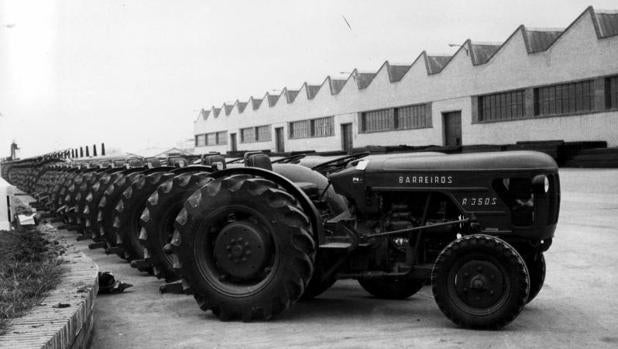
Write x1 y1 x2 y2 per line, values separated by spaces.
312 116 334 137
534 80 594 116
478 90 525 122
256 126 271 142
289 120 311 139
397 104 430 129
289 117 334 139
240 125 271 143
240 127 255 143
361 108 394 132
206 133 216 145
606 75 618 109
195 134 206 147
360 103 430 132
216 131 228 145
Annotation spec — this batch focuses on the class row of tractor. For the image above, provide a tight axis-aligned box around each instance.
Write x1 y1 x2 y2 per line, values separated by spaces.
1 149 560 329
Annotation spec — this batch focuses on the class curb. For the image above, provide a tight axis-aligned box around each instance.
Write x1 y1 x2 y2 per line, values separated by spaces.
0 225 99 349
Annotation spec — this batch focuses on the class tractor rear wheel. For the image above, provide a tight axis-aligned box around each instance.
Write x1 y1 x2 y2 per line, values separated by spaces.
140 171 212 281
358 277 424 299
432 234 530 329
113 171 175 261
174 174 315 321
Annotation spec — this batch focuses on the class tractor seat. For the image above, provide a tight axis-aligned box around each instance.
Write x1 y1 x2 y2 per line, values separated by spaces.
244 152 272 170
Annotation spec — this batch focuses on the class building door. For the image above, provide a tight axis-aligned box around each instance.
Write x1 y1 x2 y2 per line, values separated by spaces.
230 133 237 152
341 123 353 153
443 111 462 146
275 127 285 153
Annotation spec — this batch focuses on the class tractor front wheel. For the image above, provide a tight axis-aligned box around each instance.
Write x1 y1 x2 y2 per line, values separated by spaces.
432 234 530 329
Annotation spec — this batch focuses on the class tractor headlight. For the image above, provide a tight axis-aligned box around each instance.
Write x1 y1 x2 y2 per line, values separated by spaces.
532 175 549 194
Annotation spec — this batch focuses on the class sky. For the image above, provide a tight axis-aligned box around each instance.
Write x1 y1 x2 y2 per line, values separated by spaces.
0 0 616 158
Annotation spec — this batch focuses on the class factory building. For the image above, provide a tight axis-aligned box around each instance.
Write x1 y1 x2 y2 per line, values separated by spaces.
193 7 618 155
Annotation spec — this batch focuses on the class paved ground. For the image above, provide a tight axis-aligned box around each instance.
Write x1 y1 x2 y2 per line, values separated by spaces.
75 169 618 348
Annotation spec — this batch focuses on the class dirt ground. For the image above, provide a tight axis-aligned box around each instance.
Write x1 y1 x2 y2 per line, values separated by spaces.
77 168 618 348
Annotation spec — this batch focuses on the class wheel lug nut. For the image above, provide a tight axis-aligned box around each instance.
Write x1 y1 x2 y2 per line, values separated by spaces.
244 241 249 247
245 250 252 255
477 266 483 272
489 290 494 295
241 257 247 262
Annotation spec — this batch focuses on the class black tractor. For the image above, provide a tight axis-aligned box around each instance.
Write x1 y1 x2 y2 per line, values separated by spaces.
173 150 560 329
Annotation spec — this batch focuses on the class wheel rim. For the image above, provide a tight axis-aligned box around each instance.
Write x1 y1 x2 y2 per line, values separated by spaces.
195 205 277 297
447 254 510 316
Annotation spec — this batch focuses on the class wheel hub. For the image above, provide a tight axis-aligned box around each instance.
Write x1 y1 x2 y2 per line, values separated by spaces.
456 260 505 308
213 220 271 280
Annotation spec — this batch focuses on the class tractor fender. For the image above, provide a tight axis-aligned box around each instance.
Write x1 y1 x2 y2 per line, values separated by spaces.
206 167 325 244
272 163 347 215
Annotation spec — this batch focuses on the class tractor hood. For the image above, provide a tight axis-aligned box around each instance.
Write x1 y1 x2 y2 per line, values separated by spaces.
360 151 558 172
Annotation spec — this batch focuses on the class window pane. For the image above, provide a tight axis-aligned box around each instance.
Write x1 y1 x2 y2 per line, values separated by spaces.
216 131 227 145
478 90 525 122
362 108 393 132
240 127 255 143
536 80 594 116
290 120 311 138
312 116 334 137
256 126 271 142
397 104 429 129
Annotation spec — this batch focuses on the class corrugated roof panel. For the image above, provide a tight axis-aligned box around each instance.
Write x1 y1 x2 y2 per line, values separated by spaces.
306 85 321 99
595 11 618 37
267 94 279 106
237 101 248 113
388 64 411 82
469 43 501 65
330 79 346 94
223 104 233 115
251 98 262 110
524 29 563 53
286 90 299 103
426 55 451 74
356 72 376 89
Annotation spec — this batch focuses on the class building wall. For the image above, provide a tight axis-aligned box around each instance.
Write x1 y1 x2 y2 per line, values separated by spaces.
194 8 618 154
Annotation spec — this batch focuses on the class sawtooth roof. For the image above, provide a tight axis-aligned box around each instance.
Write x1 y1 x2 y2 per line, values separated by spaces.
200 6 618 118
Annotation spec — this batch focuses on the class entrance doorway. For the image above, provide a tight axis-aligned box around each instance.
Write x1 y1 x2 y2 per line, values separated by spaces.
341 123 353 153
230 133 237 152
442 111 462 146
275 127 285 153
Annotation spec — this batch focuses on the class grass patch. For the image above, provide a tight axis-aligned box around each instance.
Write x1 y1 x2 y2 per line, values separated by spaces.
0 226 64 335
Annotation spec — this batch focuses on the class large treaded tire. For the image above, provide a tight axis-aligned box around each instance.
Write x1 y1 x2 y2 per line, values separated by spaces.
96 171 145 247
174 174 315 321
140 171 213 281
112 171 175 261
524 253 546 304
358 277 424 300
299 254 337 300
432 234 530 329
82 170 125 239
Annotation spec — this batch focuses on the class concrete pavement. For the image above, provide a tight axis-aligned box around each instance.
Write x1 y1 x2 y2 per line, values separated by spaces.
78 169 618 348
